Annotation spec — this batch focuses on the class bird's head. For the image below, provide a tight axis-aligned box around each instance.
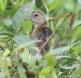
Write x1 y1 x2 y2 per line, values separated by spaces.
32 10 46 28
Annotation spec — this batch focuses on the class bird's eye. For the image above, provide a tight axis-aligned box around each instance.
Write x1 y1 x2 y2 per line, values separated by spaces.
34 14 38 17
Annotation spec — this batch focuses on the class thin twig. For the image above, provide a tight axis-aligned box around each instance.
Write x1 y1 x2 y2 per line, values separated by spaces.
61 13 75 42
69 13 75 51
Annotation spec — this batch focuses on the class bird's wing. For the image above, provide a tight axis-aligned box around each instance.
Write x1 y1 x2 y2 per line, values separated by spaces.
41 27 52 37
41 27 61 48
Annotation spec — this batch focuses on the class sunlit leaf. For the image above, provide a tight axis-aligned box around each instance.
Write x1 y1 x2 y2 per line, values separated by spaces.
3 49 10 57
72 26 81 43
45 52 57 66
39 66 51 78
0 0 7 12
22 20 32 34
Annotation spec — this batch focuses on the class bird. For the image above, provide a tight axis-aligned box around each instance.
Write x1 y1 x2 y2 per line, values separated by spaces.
31 10 60 55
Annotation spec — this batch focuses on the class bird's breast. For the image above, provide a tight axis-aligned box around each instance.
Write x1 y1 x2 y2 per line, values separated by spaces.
31 29 41 40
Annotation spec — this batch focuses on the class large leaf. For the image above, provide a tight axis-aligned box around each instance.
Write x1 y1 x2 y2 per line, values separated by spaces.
22 20 32 34
13 34 36 45
13 34 31 45
13 34 36 50
12 0 35 32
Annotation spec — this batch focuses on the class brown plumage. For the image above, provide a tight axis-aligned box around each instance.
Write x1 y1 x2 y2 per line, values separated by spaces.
31 10 60 54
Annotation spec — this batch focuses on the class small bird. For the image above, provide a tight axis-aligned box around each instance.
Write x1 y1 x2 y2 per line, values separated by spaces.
31 10 60 55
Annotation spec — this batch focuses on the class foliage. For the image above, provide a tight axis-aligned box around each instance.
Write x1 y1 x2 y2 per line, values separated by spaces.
0 0 81 78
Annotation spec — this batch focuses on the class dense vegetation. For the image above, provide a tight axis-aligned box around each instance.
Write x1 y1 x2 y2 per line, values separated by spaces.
0 0 81 78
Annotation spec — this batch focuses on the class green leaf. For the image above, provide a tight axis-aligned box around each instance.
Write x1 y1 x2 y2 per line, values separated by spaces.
72 26 81 43
45 52 57 66
3 18 12 26
0 30 14 36
63 0 75 12
20 51 36 68
73 45 81 56
16 40 36 50
56 56 71 60
3 49 10 57
54 46 71 55
0 0 7 12
0 35 8 38
22 20 32 34
13 34 32 45
60 63 79 70
6 57 12 67
13 34 36 50
12 0 35 32
49 0 60 12
72 20 81 28
39 66 51 78
56 18 65 27
18 65 27 78
54 41 81 55
1 58 10 78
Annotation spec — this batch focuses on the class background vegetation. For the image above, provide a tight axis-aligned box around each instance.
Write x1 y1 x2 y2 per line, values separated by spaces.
0 0 81 78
